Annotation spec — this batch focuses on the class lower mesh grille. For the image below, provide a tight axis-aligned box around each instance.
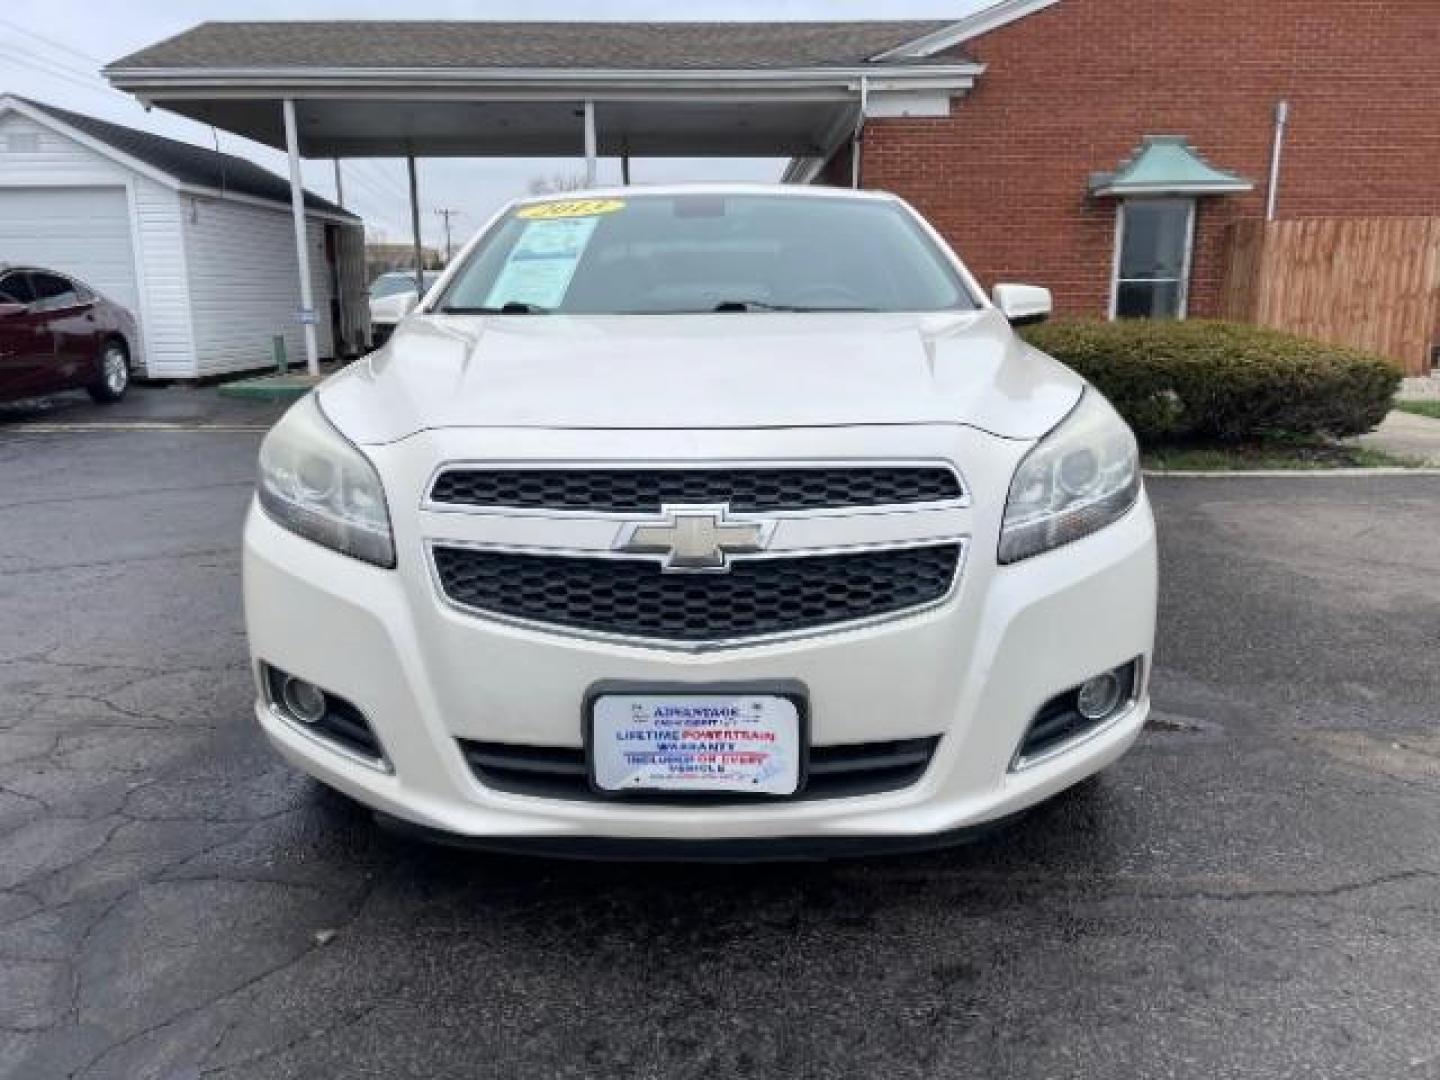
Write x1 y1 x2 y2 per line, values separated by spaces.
432 543 961 644
460 737 940 803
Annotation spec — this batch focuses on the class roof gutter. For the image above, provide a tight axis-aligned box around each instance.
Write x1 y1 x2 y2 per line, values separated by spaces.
105 62 984 98
870 0 1062 60
178 183 358 223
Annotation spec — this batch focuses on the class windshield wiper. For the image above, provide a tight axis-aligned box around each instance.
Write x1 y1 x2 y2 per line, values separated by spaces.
439 302 551 314
711 299 873 313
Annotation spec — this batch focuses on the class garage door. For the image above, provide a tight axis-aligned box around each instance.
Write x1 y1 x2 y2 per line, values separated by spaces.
0 186 138 315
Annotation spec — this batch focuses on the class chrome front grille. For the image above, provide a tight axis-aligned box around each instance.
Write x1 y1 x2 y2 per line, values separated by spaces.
424 462 968 647
428 465 963 513
431 543 963 646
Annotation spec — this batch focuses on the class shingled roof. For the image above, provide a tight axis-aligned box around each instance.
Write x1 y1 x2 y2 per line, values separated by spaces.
107 20 966 72
10 96 353 218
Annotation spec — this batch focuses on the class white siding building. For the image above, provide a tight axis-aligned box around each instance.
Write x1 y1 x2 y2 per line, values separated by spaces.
0 95 367 379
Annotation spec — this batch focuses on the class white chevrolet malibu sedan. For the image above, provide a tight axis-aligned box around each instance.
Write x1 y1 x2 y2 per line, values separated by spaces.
244 185 1157 858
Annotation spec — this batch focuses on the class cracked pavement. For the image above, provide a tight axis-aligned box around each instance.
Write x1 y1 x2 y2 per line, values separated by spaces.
1 406 1438 1078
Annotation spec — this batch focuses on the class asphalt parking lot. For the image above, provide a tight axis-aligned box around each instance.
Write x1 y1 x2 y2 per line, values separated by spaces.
1 393 1438 1079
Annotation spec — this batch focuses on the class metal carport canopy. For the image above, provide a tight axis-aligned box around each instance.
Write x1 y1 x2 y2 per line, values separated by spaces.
103 21 985 159
103 19 992 372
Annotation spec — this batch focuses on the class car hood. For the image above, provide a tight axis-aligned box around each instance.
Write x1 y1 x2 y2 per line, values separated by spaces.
320 310 1084 445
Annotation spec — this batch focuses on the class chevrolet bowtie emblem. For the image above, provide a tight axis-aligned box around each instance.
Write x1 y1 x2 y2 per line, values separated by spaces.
614 505 776 572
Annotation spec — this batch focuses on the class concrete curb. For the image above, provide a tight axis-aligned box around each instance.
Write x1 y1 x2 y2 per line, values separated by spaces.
216 374 321 401
1145 468 1440 479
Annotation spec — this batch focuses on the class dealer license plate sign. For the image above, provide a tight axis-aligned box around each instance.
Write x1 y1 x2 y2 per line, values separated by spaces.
590 694 802 795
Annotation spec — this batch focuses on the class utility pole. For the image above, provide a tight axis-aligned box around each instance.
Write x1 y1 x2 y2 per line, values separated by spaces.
434 208 461 263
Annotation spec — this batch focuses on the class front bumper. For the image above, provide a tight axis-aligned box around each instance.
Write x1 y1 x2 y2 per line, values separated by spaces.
243 424 1157 848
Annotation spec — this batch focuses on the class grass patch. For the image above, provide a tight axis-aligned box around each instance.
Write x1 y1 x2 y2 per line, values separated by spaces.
1144 438 1422 472
1394 400 1440 420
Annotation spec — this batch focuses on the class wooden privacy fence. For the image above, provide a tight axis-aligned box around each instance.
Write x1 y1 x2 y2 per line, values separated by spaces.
1220 217 1440 376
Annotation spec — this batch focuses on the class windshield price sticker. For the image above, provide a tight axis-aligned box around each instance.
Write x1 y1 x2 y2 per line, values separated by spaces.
484 215 602 310
591 694 801 795
517 198 625 220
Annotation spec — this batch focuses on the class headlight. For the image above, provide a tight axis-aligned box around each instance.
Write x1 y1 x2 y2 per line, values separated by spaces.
257 394 395 567
999 389 1140 564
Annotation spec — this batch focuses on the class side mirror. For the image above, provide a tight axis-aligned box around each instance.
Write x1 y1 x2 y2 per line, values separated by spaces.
0 301 27 318
993 284 1052 327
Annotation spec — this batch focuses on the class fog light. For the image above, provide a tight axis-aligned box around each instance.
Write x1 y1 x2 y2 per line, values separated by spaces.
1076 671 1124 721
281 676 327 725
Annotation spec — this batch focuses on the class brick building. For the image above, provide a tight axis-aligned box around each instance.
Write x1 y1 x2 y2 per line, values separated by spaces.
814 0 1439 366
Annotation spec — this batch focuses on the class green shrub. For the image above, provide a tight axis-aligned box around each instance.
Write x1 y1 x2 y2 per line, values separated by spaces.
1020 319 1401 446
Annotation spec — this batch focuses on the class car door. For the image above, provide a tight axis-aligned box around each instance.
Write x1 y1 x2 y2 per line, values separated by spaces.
27 272 94 390
0 271 45 399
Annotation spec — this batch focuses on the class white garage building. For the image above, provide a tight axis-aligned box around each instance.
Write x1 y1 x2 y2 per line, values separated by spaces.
0 94 367 379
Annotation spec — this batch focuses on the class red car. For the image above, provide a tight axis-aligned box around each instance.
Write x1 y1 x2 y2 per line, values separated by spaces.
0 265 137 404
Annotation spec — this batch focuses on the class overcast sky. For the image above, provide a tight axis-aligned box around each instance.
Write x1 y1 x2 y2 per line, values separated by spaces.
1 1 986 255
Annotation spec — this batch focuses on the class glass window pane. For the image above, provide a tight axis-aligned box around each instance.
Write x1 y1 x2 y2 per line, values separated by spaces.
369 274 415 299
29 273 67 301
1119 200 1189 281
440 195 977 315
0 273 34 304
28 273 78 311
1116 280 1182 319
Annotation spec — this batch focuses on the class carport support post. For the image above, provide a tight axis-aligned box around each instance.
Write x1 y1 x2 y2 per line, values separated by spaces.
281 98 320 377
407 154 423 296
851 76 869 190
583 100 597 186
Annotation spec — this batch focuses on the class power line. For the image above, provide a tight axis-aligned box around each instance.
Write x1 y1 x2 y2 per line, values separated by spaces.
0 27 138 114
0 45 109 87
0 47 124 101
0 25 426 245
335 181 415 242
0 17 108 68
3 28 414 215
354 161 412 205
343 172 410 222
0 35 259 171
345 161 436 245
0 22 113 94
338 165 397 200
1 44 390 235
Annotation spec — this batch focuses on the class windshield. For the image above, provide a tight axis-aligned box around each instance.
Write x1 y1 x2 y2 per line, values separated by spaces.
436 194 977 315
